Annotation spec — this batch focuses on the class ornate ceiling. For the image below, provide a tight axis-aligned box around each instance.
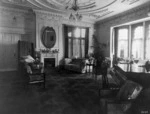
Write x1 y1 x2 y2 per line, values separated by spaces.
1 0 150 22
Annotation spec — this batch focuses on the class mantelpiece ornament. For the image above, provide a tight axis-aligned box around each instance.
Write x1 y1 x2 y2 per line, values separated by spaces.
40 48 59 54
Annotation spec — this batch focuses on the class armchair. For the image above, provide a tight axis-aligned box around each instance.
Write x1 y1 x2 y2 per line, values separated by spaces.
18 40 45 88
21 55 45 87
100 80 143 114
26 62 45 84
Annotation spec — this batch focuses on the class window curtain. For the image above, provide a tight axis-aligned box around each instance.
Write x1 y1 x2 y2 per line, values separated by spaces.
64 25 68 58
64 25 89 58
85 28 89 57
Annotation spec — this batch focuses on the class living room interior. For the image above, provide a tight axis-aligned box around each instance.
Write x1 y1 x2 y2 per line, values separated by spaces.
0 0 150 114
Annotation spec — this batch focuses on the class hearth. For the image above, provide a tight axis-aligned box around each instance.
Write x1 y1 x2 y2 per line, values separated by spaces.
44 58 55 68
40 53 58 67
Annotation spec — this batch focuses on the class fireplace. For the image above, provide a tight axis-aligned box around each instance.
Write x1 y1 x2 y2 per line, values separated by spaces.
40 53 58 67
44 58 55 68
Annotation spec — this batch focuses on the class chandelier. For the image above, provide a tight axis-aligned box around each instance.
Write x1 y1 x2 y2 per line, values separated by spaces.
67 0 82 21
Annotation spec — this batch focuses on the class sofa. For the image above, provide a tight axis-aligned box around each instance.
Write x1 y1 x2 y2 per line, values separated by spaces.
64 58 87 73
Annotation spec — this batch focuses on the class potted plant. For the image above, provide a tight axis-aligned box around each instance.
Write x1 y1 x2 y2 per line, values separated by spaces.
91 35 107 67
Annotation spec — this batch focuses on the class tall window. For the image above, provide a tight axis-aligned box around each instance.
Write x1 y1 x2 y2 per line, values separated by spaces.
115 21 150 61
117 28 128 58
64 25 89 58
146 21 150 59
132 24 144 59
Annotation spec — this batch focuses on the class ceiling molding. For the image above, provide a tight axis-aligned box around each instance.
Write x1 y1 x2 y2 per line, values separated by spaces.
95 2 150 25
80 0 117 14
1 0 150 23
34 9 64 18
34 9 95 25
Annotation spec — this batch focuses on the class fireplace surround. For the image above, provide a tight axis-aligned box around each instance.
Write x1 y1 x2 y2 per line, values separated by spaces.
40 52 58 67
44 58 55 68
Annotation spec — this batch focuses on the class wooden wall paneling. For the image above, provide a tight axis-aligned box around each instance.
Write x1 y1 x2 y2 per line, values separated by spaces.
11 34 21 70
0 34 3 70
4 33 13 70
0 33 22 71
9 34 14 70
11 34 16 69
3 34 8 70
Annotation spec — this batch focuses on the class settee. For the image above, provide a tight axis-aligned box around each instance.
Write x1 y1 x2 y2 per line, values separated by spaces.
64 58 87 73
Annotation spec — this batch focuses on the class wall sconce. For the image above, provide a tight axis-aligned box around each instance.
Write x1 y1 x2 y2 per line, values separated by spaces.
13 16 17 22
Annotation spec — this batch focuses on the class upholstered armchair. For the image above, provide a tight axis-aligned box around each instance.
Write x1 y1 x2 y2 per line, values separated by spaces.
100 80 143 114
20 55 45 87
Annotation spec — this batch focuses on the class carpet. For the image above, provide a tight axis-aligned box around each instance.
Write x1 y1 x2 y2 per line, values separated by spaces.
30 69 102 114
0 69 103 114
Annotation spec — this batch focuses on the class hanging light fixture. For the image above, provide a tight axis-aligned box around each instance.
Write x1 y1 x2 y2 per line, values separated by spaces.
67 0 82 21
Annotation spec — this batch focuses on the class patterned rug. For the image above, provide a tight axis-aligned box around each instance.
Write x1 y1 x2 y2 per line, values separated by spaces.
32 69 102 114
0 69 103 114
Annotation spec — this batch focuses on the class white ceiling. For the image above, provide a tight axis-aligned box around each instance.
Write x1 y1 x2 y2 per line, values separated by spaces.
1 0 150 22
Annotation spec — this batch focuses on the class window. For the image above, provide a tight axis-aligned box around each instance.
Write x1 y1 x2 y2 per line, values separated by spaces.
115 21 150 61
132 24 144 59
146 21 150 59
117 28 128 58
64 25 89 58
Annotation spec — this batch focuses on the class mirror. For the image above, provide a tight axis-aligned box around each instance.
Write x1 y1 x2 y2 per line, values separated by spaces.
42 27 56 48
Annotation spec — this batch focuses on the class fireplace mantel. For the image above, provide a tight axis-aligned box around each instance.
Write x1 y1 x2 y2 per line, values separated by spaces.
40 52 58 67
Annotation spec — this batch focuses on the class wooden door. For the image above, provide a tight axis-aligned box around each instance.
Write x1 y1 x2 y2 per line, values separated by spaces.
0 33 21 71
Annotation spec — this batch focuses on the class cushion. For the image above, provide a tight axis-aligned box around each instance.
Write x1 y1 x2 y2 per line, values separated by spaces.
117 80 143 100
64 58 72 64
22 55 35 63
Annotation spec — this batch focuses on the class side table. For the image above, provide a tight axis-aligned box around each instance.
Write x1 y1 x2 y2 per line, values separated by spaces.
86 59 97 80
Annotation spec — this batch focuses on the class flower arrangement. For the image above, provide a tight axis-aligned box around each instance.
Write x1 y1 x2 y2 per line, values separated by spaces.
40 48 59 53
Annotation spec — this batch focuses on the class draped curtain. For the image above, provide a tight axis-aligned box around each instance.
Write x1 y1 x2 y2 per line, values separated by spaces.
64 25 89 58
